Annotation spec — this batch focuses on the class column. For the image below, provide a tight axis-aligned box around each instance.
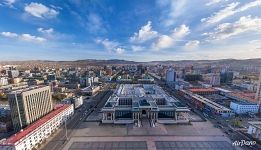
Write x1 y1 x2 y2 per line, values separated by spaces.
175 112 178 120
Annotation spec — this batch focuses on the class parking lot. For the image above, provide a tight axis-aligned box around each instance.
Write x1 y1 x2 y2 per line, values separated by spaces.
155 141 234 150
69 141 147 150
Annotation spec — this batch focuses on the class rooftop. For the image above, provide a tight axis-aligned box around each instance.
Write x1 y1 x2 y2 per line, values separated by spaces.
189 88 218 93
0 104 72 146
228 92 257 104
8 85 48 95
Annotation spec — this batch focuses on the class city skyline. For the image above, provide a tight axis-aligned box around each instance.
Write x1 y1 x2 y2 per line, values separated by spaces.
0 0 261 61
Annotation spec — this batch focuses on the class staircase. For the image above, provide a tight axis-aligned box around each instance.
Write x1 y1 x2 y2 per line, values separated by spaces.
141 118 151 128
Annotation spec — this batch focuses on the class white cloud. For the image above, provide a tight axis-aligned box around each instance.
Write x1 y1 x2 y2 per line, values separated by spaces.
151 24 190 50
206 0 223 6
96 39 124 54
131 45 145 52
2 0 15 7
172 24 190 38
37 28 54 34
185 40 200 49
86 13 104 33
1 31 46 43
202 1 261 24
205 16 261 41
20 34 46 42
96 39 119 50
130 21 158 43
1 32 18 38
157 0 187 26
152 35 174 50
24 2 59 18
115 47 125 54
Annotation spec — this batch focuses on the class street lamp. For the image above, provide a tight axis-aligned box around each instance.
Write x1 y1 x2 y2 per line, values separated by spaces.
65 117 68 141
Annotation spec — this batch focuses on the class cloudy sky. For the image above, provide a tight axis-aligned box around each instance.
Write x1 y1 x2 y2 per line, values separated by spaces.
0 0 261 61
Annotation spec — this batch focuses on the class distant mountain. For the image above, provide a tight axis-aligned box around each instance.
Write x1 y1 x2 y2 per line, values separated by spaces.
1 58 261 68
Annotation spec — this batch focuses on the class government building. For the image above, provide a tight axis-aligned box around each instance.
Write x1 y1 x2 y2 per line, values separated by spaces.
102 84 190 127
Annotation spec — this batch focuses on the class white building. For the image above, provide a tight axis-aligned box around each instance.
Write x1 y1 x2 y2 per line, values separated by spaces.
166 68 176 83
0 104 74 150
247 121 261 141
230 101 259 114
0 77 8 86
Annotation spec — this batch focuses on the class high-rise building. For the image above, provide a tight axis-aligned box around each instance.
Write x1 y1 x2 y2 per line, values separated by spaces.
166 68 176 83
255 71 261 105
8 86 53 131
209 73 220 86
220 71 233 85
8 70 19 78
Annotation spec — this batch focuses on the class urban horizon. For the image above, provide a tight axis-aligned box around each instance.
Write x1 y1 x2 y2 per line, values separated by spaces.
1 0 261 150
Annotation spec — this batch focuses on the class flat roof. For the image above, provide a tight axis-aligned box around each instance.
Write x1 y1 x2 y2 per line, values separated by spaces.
181 90 231 112
231 101 257 105
214 87 231 93
189 88 218 93
8 85 48 95
0 104 72 146
228 92 257 103
248 121 261 129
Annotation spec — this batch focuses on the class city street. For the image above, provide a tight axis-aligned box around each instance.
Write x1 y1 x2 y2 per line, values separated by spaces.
41 90 113 150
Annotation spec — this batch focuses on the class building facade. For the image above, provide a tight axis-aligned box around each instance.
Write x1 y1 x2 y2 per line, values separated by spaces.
0 104 74 150
255 72 261 105
247 121 261 141
102 84 190 127
230 101 259 114
8 86 53 131
166 68 176 83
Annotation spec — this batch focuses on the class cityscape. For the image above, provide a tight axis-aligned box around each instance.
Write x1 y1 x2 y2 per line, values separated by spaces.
1 0 261 150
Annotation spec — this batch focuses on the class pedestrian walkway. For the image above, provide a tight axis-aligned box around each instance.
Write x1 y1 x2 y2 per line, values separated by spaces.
63 135 235 150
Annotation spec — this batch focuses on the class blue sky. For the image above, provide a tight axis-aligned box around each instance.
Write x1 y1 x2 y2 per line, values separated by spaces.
0 0 261 61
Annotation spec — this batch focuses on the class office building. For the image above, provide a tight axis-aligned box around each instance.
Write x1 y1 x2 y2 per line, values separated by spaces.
102 84 190 126
0 104 74 150
8 86 53 131
209 73 220 86
166 68 176 83
230 101 259 114
220 72 233 85
8 70 19 78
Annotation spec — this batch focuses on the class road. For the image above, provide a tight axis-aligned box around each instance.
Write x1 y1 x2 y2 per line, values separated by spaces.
41 90 113 150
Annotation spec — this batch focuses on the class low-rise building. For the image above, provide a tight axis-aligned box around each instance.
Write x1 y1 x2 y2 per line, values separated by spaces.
81 86 100 96
230 101 259 114
0 104 74 150
61 96 83 109
178 89 232 117
247 121 261 141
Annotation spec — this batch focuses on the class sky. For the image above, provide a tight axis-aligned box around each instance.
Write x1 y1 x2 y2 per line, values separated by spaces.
0 0 261 62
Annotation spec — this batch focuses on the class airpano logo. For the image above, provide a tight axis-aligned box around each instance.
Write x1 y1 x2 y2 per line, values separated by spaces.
232 140 256 146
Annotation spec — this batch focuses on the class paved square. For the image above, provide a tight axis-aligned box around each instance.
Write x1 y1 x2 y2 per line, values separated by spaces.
155 141 235 150
69 141 147 150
